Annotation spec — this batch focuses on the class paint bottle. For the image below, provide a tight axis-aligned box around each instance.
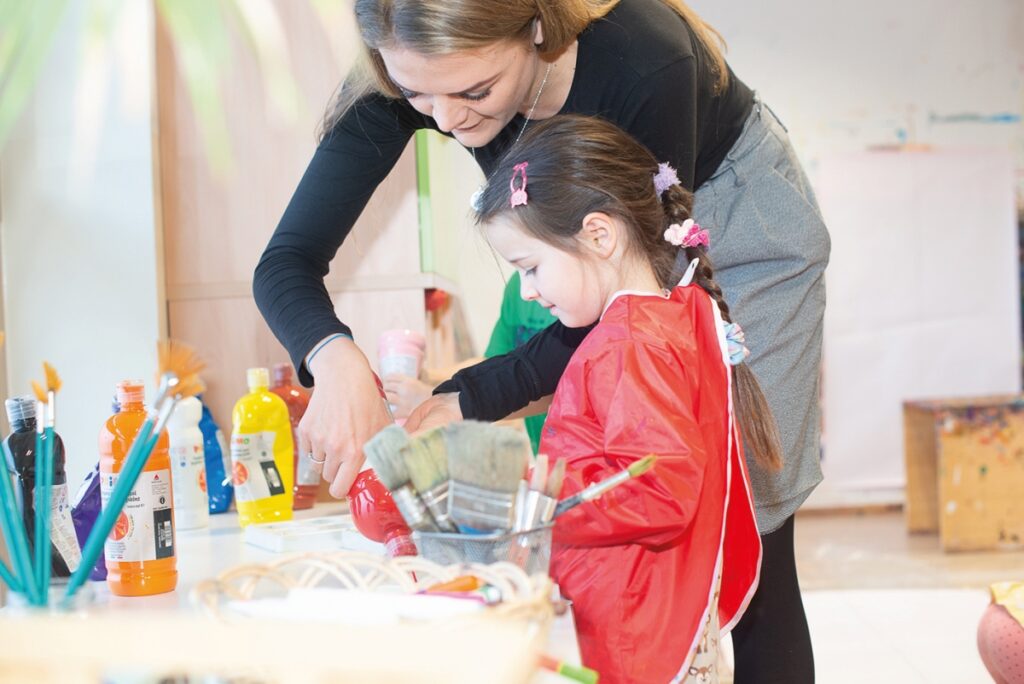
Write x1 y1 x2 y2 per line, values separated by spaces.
2 396 82 578
70 462 106 580
99 380 177 596
230 368 294 526
269 363 316 510
378 329 426 421
165 396 209 530
198 397 233 514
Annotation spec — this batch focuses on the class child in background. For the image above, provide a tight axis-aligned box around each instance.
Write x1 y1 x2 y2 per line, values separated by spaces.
474 115 781 683
384 273 556 453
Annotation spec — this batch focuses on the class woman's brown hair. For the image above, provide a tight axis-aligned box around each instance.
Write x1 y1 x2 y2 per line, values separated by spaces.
475 115 782 471
320 0 729 138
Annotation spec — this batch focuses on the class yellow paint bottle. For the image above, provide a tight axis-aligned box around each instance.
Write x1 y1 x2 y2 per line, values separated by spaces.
230 368 294 526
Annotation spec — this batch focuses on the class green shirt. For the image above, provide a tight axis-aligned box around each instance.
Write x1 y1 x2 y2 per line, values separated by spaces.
484 272 557 454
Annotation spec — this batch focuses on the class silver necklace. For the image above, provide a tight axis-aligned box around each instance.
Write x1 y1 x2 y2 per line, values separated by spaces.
515 61 553 146
471 61 552 211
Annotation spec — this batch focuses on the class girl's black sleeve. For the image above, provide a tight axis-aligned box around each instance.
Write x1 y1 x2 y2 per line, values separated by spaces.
434 322 593 421
253 94 421 386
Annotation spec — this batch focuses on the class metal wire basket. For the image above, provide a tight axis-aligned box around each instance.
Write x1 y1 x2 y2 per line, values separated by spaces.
413 525 553 576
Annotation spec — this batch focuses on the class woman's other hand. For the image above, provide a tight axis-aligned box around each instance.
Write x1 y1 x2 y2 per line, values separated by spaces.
383 374 435 419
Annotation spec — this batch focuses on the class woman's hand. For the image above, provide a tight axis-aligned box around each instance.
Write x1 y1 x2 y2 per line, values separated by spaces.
382 374 435 419
403 392 464 433
300 337 392 498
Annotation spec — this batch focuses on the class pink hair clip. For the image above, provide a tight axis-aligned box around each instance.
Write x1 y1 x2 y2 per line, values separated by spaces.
664 219 709 248
653 162 680 197
510 162 529 208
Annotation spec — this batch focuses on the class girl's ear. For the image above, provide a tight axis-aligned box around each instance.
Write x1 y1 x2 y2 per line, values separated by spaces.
533 19 544 46
579 212 619 260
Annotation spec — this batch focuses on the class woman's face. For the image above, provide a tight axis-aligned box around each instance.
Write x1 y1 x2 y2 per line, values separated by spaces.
378 41 538 148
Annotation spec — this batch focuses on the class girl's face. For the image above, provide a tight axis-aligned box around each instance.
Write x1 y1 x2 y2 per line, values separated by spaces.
484 216 608 328
378 41 539 148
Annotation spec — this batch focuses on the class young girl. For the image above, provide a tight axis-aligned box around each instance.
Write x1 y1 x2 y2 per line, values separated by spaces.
475 115 783 683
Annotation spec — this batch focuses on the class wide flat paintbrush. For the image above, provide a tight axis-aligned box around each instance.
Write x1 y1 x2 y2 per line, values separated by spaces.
364 425 438 532
554 454 658 518
446 421 529 534
406 428 456 532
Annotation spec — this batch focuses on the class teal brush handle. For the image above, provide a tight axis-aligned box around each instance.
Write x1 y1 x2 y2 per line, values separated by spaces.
1 440 38 603
0 557 20 593
64 418 156 603
33 429 46 601
38 427 55 603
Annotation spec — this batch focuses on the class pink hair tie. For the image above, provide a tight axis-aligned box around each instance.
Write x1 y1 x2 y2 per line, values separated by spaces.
510 162 529 207
664 219 709 248
653 162 680 197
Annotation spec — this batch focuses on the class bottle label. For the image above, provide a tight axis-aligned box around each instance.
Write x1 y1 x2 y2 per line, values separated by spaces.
170 441 208 511
379 354 418 379
231 431 286 502
50 483 82 572
101 469 175 562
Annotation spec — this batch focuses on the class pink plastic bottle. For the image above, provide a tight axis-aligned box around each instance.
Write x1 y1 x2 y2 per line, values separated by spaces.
378 329 426 424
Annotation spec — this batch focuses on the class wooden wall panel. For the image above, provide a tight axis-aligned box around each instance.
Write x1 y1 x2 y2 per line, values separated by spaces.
155 2 429 438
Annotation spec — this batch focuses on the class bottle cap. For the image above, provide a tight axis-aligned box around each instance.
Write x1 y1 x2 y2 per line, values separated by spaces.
4 395 37 428
247 367 270 390
272 363 293 386
115 380 145 407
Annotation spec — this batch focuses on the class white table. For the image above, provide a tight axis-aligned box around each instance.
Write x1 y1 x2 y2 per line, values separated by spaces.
87 503 582 682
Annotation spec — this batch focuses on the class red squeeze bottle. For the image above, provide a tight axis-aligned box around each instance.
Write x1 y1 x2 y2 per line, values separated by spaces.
269 363 316 510
345 371 416 557
347 470 417 557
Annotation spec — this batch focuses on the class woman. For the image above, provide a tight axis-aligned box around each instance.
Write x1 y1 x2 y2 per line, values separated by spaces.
254 1 828 680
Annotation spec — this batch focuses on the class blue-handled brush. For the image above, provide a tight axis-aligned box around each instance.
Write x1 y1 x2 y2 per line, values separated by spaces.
63 341 204 606
30 362 60 605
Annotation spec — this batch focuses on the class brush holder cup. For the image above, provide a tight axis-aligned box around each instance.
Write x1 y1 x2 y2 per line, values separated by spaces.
413 525 553 576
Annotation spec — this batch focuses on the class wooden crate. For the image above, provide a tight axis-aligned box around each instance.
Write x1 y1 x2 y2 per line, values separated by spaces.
904 395 1024 551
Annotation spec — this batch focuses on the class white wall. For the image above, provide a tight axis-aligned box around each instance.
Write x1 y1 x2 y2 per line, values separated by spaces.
692 0 1024 505
694 0 1024 195
1 1 160 488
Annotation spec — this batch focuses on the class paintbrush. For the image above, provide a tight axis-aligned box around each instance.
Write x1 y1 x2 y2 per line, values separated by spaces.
546 458 566 498
554 454 658 518
0 429 35 601
516 452 557 532
364 425 438 532
445 421 529 534
30 363 60 604
537 654 600 683
64 340 205 604
406 428 456 532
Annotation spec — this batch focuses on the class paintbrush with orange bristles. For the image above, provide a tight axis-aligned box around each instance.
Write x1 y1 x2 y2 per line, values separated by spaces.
30 362 61 604
64 340 205 604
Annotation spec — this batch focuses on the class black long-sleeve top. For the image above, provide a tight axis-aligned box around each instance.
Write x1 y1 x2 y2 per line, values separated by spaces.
253 0 753 418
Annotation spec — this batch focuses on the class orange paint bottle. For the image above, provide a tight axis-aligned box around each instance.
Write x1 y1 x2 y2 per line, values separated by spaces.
98 380 177 596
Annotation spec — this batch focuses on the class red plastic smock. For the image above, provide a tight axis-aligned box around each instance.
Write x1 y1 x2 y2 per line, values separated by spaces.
541 285 761 683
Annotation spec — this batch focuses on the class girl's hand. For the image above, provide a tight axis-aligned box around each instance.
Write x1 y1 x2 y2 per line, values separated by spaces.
382 374 435 419
300 337 392 498
403 392 463 433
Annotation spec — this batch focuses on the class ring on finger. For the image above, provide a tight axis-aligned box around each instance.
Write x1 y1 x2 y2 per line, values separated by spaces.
307 451 326 464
